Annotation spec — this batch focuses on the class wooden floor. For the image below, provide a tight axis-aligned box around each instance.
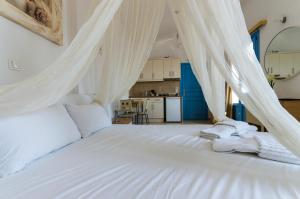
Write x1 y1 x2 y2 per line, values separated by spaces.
145 120 212 125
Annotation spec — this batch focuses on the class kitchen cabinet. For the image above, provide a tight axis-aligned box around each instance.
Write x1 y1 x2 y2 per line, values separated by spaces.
152 60 164 81
264 54 270 73
293 53 300 75
139 61 153 81
279 53 293 77
146 98 164 119
138 60 163 82
268 54 280 75
163 58 181 79
266 53 300 78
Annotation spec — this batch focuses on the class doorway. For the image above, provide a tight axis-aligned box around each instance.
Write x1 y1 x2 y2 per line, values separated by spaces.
180 63 208 121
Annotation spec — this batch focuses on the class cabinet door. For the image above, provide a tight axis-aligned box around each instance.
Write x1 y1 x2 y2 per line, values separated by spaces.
269 54 280 75
145 98 153 118
152 60 164 81
139 61 153 82
279 54 293 78
293 53 300 75
151 102 164 118
163 59 172 78
171 58 181 78
148 98 164 119
264 54 271 73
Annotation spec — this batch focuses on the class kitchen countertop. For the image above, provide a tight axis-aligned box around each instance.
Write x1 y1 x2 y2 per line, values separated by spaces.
130 96 181 98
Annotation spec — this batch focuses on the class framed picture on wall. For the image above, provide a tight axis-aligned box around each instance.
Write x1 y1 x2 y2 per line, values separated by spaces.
0 0 63 45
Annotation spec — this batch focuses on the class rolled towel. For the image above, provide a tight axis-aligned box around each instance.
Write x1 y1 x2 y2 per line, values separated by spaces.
212 137 259 153
254 134 300 165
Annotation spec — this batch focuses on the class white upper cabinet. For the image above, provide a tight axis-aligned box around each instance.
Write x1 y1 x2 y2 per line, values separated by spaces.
266 53 300 78
268 54 280 75
138 61 153 82
163 59 172 78
172 58 181 78
163 58 181 79
264 54 270 73
152 60 164 81
138 58 181 82
293 53 300 75
279 54 293 78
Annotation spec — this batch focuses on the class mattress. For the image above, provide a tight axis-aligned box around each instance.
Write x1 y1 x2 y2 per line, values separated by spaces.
0 125 300 199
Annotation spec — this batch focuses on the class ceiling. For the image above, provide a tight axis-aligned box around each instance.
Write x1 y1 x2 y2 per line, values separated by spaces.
150 6 186 59
150 0 246 59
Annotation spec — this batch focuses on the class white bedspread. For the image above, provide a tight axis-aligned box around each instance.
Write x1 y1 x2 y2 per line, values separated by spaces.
1 125 300 199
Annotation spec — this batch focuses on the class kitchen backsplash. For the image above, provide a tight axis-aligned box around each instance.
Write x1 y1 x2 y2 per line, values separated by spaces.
130 81 180 97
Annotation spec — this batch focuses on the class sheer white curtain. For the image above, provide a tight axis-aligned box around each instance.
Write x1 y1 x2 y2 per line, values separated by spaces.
0 0 123 118
1 0 300 157
169 2 226 121
80 0 166 108
172 0 300 156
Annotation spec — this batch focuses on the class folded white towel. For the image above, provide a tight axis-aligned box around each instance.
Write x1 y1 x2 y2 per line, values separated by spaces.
200 120 257 140
217 119 251 132
200 125 236 140
212 137 259 153
231 125 258 136
239 131 262 139
254 134 300 165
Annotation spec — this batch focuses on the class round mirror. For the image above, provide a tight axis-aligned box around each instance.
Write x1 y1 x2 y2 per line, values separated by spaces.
265 27 300 80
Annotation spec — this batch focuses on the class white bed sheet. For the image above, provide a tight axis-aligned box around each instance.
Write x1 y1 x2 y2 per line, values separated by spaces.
1 125 300 199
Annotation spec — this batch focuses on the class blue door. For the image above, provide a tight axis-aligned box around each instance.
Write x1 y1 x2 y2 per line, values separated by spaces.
251 30 260 61
180 63 208 120
233 30 260 121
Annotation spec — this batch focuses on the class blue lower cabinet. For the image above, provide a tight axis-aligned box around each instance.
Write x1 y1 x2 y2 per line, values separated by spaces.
232 103 246 121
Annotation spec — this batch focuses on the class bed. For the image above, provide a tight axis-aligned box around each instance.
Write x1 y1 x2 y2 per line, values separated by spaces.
1 124 300 199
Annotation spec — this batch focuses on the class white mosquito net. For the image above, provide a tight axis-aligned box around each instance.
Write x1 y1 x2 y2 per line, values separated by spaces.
1 0 300 157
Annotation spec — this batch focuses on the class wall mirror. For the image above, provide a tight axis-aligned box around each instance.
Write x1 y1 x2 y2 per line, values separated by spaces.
265 27 300 80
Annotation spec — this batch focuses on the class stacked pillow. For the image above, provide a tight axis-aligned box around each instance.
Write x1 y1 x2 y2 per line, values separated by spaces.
0 94 112 177
0 104 81 177
65 103 112 138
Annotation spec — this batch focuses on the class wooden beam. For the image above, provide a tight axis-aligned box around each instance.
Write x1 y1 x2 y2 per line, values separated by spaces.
249 19 268 34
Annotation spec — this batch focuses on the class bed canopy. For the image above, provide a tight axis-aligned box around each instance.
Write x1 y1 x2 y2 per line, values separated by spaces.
1 0 300 157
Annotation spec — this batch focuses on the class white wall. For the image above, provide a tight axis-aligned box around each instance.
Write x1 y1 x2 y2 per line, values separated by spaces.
241 0 300 99
0 0 77 85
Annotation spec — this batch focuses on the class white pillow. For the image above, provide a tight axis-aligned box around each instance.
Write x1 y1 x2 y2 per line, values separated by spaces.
66 103 112 138
0 105 81 178
59 94 93 105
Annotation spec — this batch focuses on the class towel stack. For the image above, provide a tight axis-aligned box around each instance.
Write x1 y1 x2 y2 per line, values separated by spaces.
210 131 300 165
200 120 257 140
254 134 300 165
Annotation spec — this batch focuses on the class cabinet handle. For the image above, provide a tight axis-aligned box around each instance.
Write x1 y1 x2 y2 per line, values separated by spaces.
140 73 144 79
152 73 155 79
292 67 295 74
271 67 273 73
